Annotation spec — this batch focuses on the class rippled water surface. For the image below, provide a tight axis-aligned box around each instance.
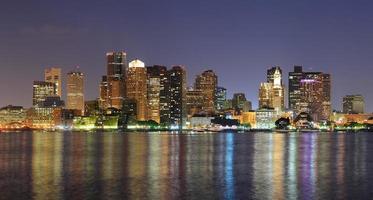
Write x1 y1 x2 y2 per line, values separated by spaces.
1 131 373 200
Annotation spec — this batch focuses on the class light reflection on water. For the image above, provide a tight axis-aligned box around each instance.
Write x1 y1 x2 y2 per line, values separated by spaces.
0 132 373 199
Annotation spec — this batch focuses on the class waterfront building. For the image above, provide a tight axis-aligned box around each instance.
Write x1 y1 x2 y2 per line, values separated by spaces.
45 67 62 97
85 100 100 116
255 108 276 129
215 86 227 112
146 65 168 124
126 59 147 121
66 70 84 115
0 105 27 129
32 81 56 107
343 95 365 114
195 70 218 114
167 66 187 128
28 96 65 129
288 66 331 122
99 76 109 110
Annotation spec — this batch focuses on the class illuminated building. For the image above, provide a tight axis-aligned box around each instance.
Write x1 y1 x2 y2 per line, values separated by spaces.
66 70 85 115
28 96 64 129
259 83 273 108
100 52 127 109
32 81 56 107
99 76 108 109
0 105 27 129
232 93 252 113
255 108 276 129
167 66 187 128
343 95 365 114
215 86 227 112
195 70 218 113
299 72 331 121
186 88 204 116
85 100 100 116
259 67 284 113
288 66 331 122
146 65 168 124
288 66 303 110
126 59 147 121
44 67 62 97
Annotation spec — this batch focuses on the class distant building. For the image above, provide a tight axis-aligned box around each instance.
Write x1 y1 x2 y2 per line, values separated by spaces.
45 67 62 97
259 66 284 113
126 59 147 121
167 66 187 128
195 70 218 114
32 81 56 107
215 86 227 112
66 70 85 115
28 96 64 129
288 66 331 122
85 100 100 116
100 52 127 109
343 95 365 114
146 65 168 123
232 93 252 113
186 89 204 116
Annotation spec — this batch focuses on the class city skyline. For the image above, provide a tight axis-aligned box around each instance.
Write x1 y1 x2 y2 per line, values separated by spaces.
1 0 373 112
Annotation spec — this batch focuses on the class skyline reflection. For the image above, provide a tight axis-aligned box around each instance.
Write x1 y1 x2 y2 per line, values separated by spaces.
0 132 373 199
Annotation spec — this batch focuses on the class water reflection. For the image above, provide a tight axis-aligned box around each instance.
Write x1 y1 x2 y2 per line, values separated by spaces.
0 132 373 199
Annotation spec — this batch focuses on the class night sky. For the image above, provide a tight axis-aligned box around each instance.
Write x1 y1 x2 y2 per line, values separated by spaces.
1 0 373 112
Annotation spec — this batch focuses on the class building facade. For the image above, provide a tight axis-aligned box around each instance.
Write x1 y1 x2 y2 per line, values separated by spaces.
146 65 168 123
126 59 147 121
167 66 187 128
195 70 218 114
215 86 227 112
343 95 365 114
32 81 56 107
66 70 85 115
45 67 62 97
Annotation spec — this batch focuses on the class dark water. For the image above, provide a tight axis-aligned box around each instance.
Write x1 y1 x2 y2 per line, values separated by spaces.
0 132 373 200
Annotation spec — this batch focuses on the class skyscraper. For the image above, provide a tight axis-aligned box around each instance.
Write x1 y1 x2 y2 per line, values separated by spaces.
343 95 365 114
195 70 218 113
66 70 85 115
45 67 62 97
146 65 168 124
126 59 147 121
288 66 303 110
101 51 127 109
259 67 285 113
186 88 204 116
32 81 56 107
99 76 108 110
215 86 227 112
168 66 187 128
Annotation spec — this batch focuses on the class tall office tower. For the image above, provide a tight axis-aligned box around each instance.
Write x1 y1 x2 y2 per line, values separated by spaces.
66 70 85 115
232 93 252 112
99 76 108 110
32 81 56 107
195 70 218 113
266 66 285 112
186 88 204 116
288 66 303 110
299 72 331 121
126 59 147 121
343 95 365 114
167 66 187 128
215 86 227 111
106 51 127 109
259 82 273 108
267 66 283 84
45 67 62 97
146 65 168 124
